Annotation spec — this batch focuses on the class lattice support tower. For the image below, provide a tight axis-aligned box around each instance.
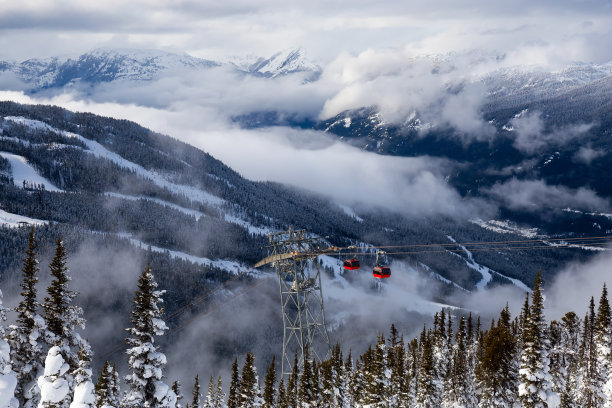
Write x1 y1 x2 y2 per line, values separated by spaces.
255 228 332 377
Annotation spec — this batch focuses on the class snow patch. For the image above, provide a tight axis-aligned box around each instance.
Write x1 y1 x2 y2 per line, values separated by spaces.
0 208 48 227
0 151 62 191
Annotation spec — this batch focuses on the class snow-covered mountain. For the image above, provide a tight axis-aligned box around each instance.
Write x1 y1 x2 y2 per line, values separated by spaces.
0 48 321 91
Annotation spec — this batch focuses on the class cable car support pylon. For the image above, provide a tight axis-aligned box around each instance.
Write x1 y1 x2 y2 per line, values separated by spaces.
254 228 332 378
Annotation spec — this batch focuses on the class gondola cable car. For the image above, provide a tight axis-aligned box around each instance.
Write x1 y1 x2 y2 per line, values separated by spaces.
373 250 391 279
343 245 360 270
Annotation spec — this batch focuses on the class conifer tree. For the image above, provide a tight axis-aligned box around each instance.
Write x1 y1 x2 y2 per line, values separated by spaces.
203 376 215 408
214 377 224 408
190 374 201 408
416 332 439 408
298 345 317 407
276 378 287 408
7 227 46 407
286 352 299 408
319 360 334 407
263 356 276 408
343 351 356 408
475 308 517 407
94 361 117 408
122 263 176 407
518 271 558 407
596 284 612 406
173 380 184 408
42 237 88 372
69 346 96 408
238 352 262 408
0 289 19 408
227 358 240 408
560 312 581 407
402 338 419 407
38 346 71 408
444 317 477 408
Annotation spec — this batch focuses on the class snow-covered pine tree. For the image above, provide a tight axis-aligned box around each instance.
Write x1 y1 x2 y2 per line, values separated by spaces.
415 331 440 408
122 263 177 408
69 346 96 408
7 227 47 407
559 312 581 407
298 345 317 407
227 358 240 408
38 346 71 408
444 317 477 408
319 359 334 408
213 377 224 408
190 374 201 408
238 352 262 408
203 376 215 408
262 356 276 408
401 338 419 407
518 271 558 408
388 325 405 408
0 289 19 408
342 351 355 408
173 381 184 408
42 237 88 372
578 297 601 407
596 284 612 408
94 361 116 408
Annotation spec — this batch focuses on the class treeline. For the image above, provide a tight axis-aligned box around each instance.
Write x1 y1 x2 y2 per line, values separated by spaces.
3 227 611 408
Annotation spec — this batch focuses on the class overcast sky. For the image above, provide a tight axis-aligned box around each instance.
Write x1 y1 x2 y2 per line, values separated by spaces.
1 0 611 63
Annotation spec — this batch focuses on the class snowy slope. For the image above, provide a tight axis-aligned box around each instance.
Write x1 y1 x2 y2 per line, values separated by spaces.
0 151 62 192
4 116 224 207
0 208 48 227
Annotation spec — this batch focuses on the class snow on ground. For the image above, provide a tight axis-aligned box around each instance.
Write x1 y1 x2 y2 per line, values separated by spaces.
104 192 206 220
471 218 539 238
0 151 62 192
104 192 274 235
4 116 225 207
336 203 363 222
446 235 530 292
0 208 48 227
116 233 256 275
223 213 274 236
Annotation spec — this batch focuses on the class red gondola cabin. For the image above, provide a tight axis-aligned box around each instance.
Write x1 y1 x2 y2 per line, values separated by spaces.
373 265 391 279
343 259 360 270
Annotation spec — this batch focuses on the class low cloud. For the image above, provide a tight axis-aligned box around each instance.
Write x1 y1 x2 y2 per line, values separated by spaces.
508 110 594 154
574 145 605 164
485 178 610 212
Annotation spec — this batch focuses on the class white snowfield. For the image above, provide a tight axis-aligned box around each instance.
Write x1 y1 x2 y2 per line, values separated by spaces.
0 151 62 192
0 208 48 227
4 116 225 207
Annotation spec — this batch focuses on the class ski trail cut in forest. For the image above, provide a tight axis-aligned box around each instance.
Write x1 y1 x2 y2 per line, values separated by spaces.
4 116 225 207
0 151 62 192
104 192 274 235
0 208 48 227
446 235 531 292
116 232 256 275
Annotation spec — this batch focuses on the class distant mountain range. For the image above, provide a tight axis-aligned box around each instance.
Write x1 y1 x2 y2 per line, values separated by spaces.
0 47 321 91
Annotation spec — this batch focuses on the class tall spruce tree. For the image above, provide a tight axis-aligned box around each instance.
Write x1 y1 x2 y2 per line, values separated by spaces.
94 361 119 408
122 263 176 408
227 358 240 408
38 346 72 408
42 237 88 372
7 227 46 407
263 356 277 408
518 271 558 407
173 380 184 408
444 317 477 408
214 377 224 408
190 374 201 408
238 352 262 408
416 332 439 408
299 345 317 407
203 376 216 408
475 307 517 407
